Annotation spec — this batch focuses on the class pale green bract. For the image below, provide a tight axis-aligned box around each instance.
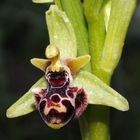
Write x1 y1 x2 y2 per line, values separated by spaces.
32 0 53 3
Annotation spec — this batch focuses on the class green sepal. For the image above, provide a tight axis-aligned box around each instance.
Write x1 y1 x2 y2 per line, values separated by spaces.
74 71 129 111
46 5 77 59
32 0 53 3
6 77 47 118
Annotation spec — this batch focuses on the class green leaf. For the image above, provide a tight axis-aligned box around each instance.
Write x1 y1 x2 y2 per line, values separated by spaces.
46 5 77 59
99 0 136 76
6 77 47 118
74 71 129 111
32 0 53 3
84 0 111 83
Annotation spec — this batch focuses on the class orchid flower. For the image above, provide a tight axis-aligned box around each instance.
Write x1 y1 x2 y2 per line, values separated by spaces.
6 39 128 129
6 0 136 139
6 43 128 129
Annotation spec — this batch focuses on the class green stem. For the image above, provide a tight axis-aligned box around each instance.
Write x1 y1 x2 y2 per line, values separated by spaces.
81 106 110 140
80 1 111 140
82 84 111 140
80 70 111 140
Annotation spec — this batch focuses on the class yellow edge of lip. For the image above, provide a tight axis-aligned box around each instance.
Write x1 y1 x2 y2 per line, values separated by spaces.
47 123 65 129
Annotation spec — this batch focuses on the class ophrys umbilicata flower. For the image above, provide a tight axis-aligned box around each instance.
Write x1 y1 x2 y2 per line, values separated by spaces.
6 5 129 130
6 44 129 129
31 45 89 129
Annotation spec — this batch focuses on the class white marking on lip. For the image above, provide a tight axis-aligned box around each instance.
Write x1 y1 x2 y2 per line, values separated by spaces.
44 104 67 116
51 117 56 124
31 87 42 94
50 117 61 124
56 119 61 124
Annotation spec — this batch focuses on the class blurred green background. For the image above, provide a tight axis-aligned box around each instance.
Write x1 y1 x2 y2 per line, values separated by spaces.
0 0 140 140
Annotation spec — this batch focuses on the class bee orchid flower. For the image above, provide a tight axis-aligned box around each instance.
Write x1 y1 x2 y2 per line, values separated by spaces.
6 45 129 129
30 45 90 129
6 4 129 131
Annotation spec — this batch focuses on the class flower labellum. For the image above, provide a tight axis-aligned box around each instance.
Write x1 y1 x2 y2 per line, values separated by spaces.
31 45 89 129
